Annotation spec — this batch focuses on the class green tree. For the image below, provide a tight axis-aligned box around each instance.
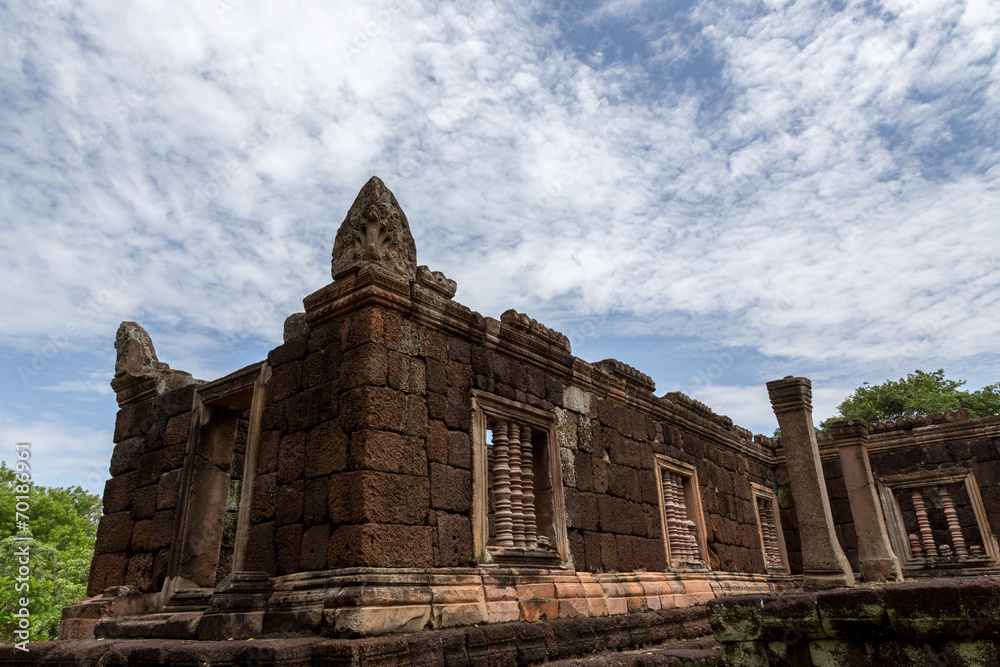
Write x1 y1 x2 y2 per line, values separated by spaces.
820 369 1000 428
0 463 100 643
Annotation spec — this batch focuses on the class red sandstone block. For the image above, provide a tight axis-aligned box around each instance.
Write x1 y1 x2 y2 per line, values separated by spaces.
88 553 128 596
125 552 155 592
592 458 609 494
387 352 426 394
278 431 306 483
429 463 472 513
600 533 619 572
349 430 427 476
426 359 447 394
340 343 388 389
435 512 472 567
328 470 430 525
427 392 447 421
404 395 429 437
95 512 133 554
256 429 280 474
276 524 304 575
109 436 144 476
131 519 152 551
328 523 434 568
286 382 339 432
275 480 305 526
304 477 330 526
306 421 348 477
135 450 164 488
339 386 408 432
444 387 470 431
302 346 341 388
163 413 191 446
427 420 449 465
470 347 494 377
446 360 475 391
250 473 278 524
301 524 330 571
266 361 302 403
246 521 276 576
308 320 341 354
149 510 174 551
446 337 471 364
157 468 183 510
448 430 471 470
103 471 137 514
421 329 448 362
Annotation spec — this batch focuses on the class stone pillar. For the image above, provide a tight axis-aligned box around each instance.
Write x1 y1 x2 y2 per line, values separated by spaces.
767 376 854 590
828 419 903 582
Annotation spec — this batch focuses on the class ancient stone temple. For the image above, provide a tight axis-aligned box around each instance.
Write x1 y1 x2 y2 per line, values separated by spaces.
9 177 1000 666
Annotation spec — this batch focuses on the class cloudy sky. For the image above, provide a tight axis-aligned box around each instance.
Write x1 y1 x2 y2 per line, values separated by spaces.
1 0 998 490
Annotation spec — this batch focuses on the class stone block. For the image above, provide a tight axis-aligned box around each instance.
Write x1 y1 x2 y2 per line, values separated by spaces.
131 519 152 552
103 472 137 515
246 521 276 575
95 512 133 554
87 553 129 596
286 382 338 432
340 386 408 433
884 580 968 638
278 431 306 483
341 308 389 352
707 596 766 641
444 387 471 431
426 420 448 465
328 470 430 525
156 468 183 510
266 361 302 403
276 524 303 575
135 450 164 488
150 510 174 551
110 436 144 475
387 352 426 394
328 523 434 568
340 343 388 389
301 524 330 571
125 552 155 592
760 592 824 641
348 430 428 475
435 513 472 567
306 420 348 477
303 477 330 526
250 472 277 524
275 480 304 526
448 430 471 470
818 587 887 639
429 463 472 513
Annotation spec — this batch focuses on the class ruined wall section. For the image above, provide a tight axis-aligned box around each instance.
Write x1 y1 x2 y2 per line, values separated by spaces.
92 383 197 596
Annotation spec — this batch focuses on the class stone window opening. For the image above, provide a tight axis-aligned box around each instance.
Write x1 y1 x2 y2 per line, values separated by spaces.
472 390 570 568
879 470 1000 570
654 455 709 572
750 482 789 574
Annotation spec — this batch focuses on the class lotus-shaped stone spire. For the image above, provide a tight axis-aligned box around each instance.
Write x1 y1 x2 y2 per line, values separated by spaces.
331 176 417 281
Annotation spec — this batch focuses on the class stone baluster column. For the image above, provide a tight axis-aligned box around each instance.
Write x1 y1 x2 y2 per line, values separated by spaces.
767 376 855 589
911 491 938 558
828 419 902 582
907 533 925 560
940 488 968 560
662 474 680 561
492 420 513 547
508 422 525 548
759 500 780 568
520 425 537 549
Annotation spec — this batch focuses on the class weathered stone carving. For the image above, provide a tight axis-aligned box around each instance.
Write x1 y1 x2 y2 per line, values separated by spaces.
331 176 418 281
110 321 195 406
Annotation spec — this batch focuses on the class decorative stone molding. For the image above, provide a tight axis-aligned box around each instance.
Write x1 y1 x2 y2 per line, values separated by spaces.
662 391 733 427
500 309 571 353
330 176 417 281
654 455 709 572
594 358 656 393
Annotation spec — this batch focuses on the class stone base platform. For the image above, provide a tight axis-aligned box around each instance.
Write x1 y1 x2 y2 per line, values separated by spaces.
707 575 1000 666
59 567 795 641
0 605 713 666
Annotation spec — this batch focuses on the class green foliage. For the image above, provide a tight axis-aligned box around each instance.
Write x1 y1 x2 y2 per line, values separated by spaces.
0 463 99 643
821 369 1000 428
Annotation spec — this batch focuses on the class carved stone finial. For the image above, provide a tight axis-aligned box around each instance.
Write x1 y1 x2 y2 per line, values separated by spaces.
114 321 168 377
331 176 417 282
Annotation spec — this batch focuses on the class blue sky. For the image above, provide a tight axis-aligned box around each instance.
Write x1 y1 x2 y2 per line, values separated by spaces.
1 0 998 491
